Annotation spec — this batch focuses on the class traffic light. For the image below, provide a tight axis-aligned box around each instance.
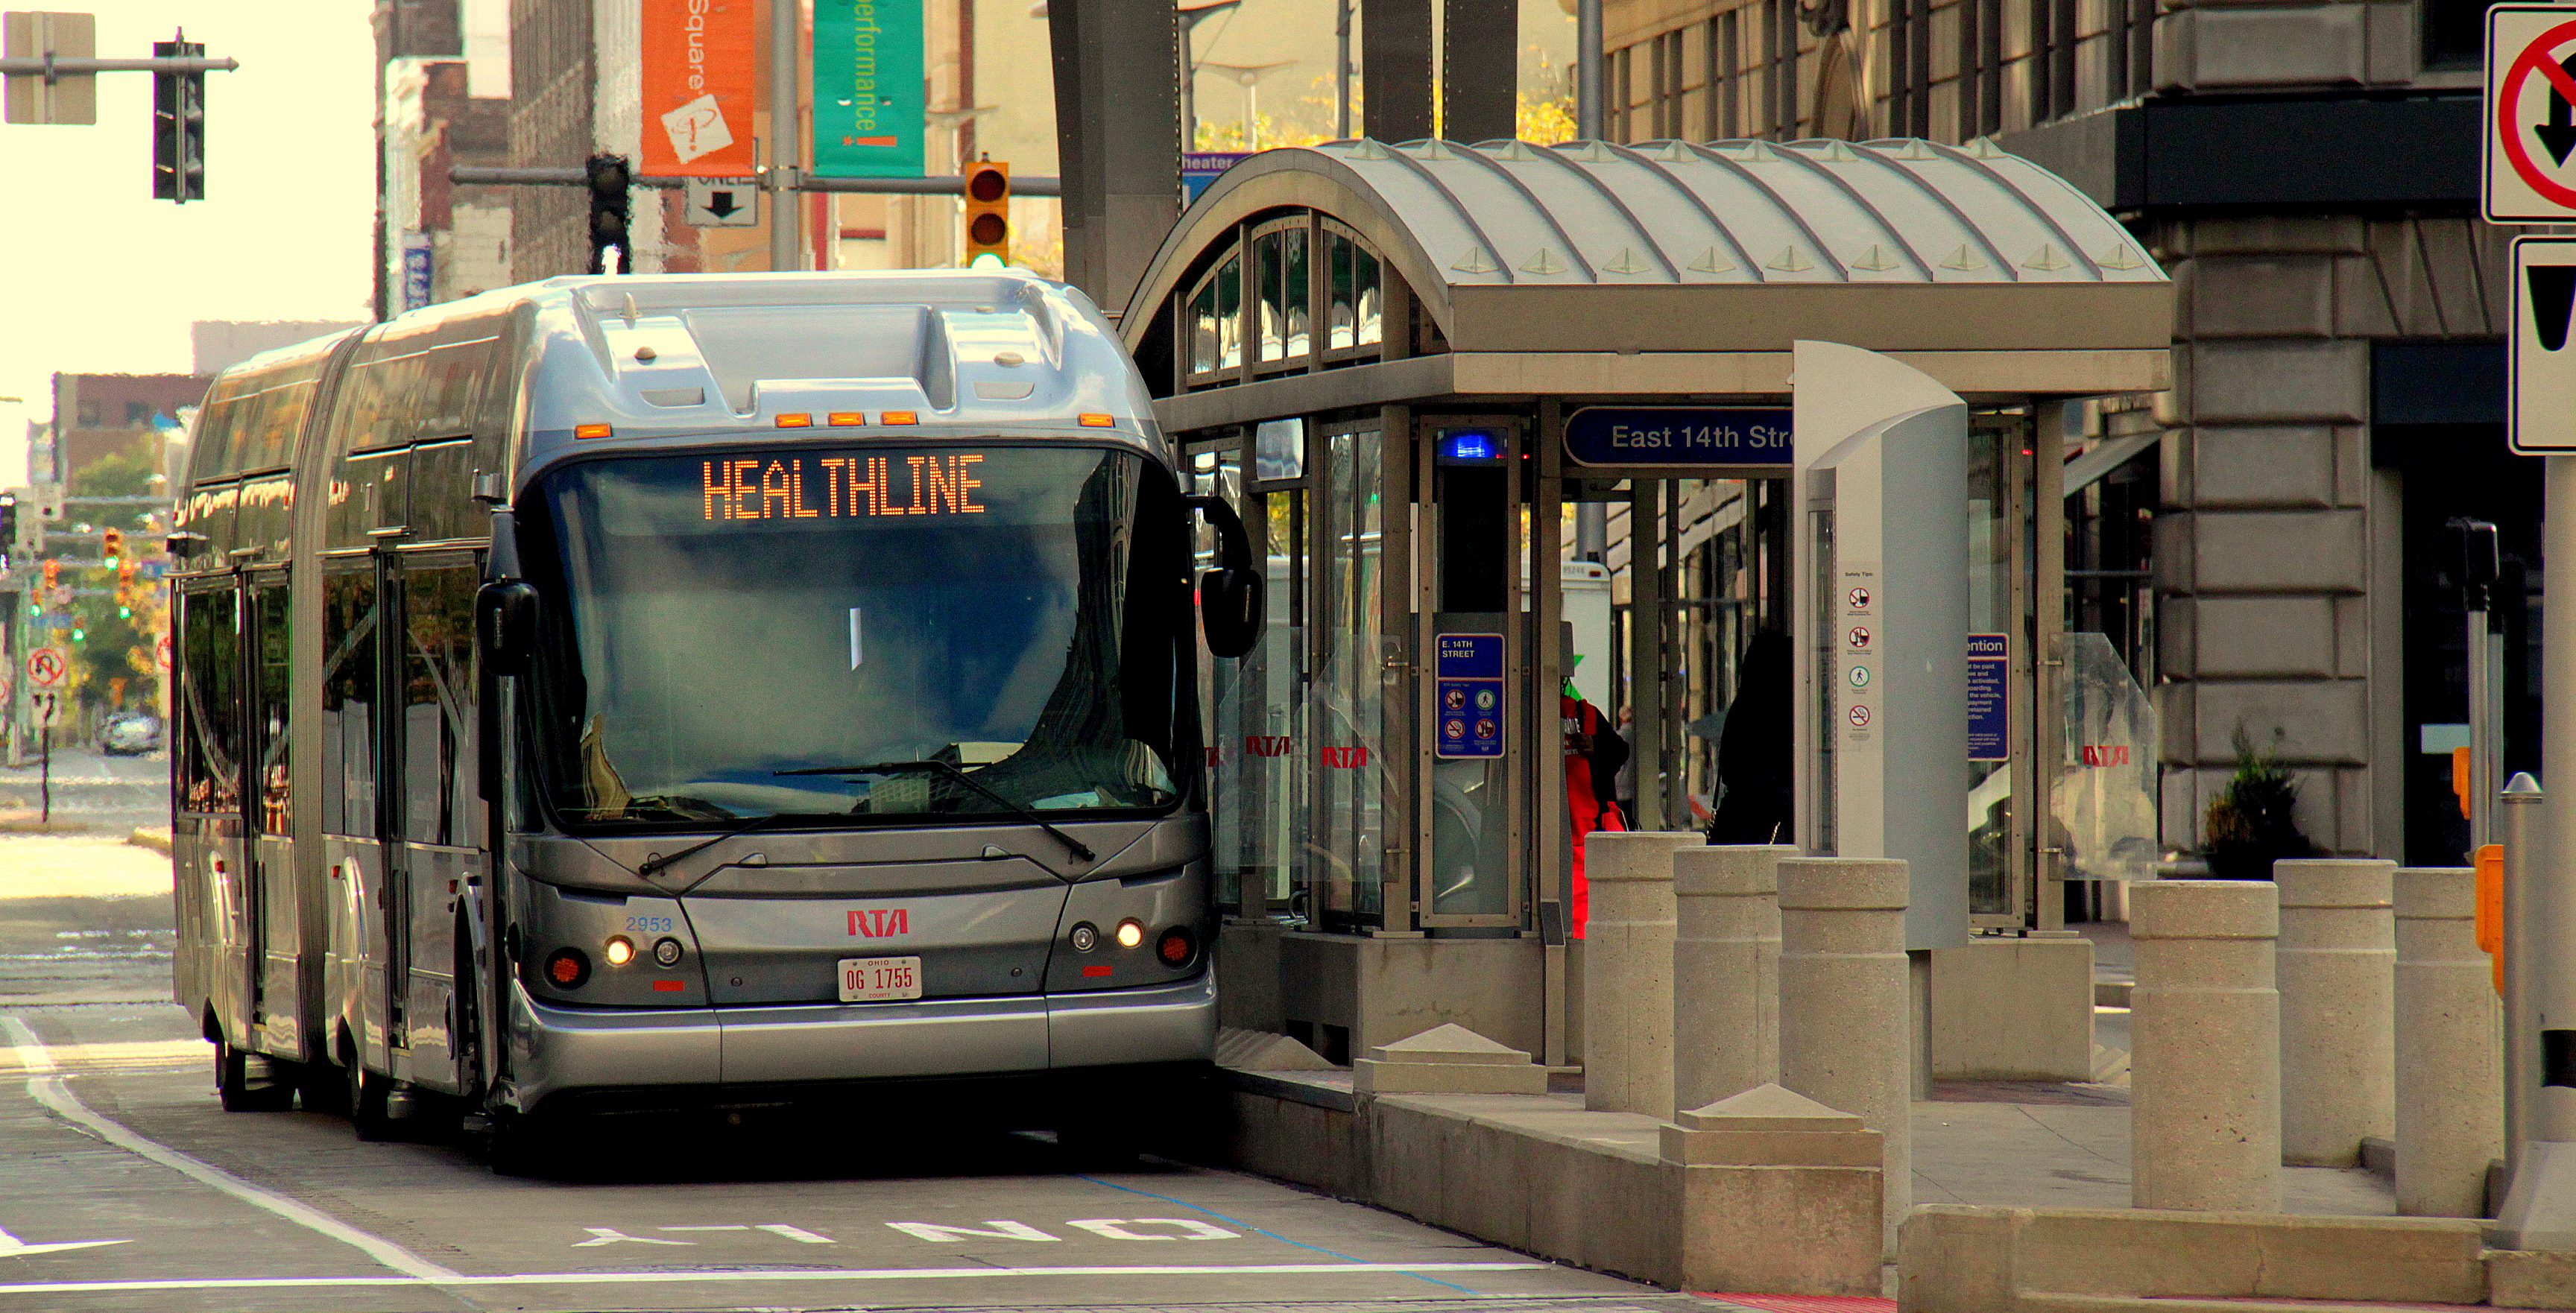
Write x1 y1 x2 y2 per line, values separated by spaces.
41 559 58 590
101 527 123 569
586 154 631 274
962 159 1010 266
0 492 15 575
151 34 206 203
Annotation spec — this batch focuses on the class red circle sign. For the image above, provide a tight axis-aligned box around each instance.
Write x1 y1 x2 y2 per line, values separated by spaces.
26 648 66 689
2499 18 2576 210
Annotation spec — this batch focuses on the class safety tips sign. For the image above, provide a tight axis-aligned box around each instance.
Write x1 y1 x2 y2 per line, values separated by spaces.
2486 7 2576 223
1967 633 2009 761
1837 563 1878 747
2511 237 2576 452
1436 633 1504 759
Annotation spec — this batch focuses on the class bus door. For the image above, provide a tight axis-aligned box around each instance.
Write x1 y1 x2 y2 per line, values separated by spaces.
383 550 481 1089
244 569 300 1053
177 578 253 1044
320 551 390 1065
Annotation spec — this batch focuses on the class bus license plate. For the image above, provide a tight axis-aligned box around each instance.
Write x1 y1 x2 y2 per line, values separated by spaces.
839 956 922 1002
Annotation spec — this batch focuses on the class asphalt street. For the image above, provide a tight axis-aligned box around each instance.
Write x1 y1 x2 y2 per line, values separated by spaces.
0 834 1676 1313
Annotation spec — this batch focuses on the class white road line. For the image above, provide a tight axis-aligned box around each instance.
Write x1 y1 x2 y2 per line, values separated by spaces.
0 1015 465 1283
0 1261 1553 1297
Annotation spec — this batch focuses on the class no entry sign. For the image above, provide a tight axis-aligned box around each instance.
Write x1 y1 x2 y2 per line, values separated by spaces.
2487 7 2576 222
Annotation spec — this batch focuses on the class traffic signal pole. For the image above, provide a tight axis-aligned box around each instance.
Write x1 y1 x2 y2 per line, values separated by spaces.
451 165 1061 196
768 0 801 273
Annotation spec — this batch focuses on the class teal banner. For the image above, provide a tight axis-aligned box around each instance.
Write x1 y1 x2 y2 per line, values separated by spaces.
812 0 925 178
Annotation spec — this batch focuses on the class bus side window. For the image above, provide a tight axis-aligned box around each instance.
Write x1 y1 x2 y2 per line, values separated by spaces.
321 563 378 836
400 562 481 846
180 587 243 816
253 584 291 834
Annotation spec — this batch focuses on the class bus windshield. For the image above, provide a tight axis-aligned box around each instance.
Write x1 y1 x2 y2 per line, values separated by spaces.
523 443 1191 830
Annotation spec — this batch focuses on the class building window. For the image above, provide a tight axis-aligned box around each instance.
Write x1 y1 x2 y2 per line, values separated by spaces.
1708 13 1739 138
1764 0 1798 137
76 399 100 427
1609 45 1634 141
2423 0 2481 69
1646 29 1686 139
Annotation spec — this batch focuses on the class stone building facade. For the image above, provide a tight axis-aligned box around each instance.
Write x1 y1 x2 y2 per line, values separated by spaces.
1600 0 2509 867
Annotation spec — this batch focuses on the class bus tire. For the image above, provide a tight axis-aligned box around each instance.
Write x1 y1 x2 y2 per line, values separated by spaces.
346 1040 394 1142
485 1109 556 1178
214 1034 292 1113
297 1057 349 1116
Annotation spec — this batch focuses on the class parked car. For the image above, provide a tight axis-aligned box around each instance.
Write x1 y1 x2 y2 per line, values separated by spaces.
99 712 162 756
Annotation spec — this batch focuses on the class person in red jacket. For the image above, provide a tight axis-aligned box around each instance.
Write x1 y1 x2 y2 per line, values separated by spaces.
1562 685 1628 939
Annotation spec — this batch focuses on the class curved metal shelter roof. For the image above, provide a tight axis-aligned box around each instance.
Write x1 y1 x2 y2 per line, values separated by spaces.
1123 137 2174 423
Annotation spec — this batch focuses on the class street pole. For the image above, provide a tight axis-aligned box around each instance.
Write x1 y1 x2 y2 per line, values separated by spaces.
1576 0 1603 139
768 0 801 273
2497 453 2576 1250
1336 0 1351 139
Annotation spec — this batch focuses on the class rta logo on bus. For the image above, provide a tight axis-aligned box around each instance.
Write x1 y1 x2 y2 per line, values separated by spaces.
847 908 910 939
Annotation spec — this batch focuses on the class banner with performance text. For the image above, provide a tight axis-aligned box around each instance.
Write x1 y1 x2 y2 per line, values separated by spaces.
812 0 925 178
642 0 758 176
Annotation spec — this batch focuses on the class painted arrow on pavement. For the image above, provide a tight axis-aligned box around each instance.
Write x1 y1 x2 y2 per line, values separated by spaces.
0 1225 129 1258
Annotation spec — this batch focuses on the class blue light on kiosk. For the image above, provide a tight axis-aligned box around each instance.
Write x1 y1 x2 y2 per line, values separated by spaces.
1437 430 1504 463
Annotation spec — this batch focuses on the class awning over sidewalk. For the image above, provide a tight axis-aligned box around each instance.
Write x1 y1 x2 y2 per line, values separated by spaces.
1120 137 2176 431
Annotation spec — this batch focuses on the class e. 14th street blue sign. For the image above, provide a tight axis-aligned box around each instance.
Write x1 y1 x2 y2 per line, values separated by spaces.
1563 406 1794 467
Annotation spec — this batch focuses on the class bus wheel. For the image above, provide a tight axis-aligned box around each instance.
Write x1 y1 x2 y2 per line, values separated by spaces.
485 1109 558 1178
347 1045 394 1142
214 1037 291 1113
297 1057 348 1116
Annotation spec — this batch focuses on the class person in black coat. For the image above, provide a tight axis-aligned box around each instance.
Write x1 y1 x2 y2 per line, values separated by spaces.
1706 630 1793 845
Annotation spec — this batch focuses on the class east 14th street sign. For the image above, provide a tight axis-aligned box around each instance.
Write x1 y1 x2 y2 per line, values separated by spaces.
2486 5 2576 223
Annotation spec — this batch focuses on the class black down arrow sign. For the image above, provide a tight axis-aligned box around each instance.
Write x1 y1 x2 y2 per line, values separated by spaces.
2542 51 2576 166
705 190 742 218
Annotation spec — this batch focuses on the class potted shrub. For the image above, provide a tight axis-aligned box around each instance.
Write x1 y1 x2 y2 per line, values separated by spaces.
2202 729 2317 880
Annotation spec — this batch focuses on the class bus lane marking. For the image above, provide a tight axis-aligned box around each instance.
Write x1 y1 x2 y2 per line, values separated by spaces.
0 1224 129 1258
0 1259 1556 1297
0 1015 465 1284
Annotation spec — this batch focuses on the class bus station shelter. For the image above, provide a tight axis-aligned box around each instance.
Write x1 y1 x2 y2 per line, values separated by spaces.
1119 137 2174 1066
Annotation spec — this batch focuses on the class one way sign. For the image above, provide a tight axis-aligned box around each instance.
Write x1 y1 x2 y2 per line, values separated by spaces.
2510 238 2576 452
685 177 758 228
2487 7 2576 223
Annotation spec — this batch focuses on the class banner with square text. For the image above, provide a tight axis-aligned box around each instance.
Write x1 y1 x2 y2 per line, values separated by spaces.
642 0 759 176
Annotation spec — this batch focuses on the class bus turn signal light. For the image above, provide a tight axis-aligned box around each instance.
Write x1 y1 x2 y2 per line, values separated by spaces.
775 413 812 428
574 423 613 439
544 948 591 989
1079 414 1114 427
880 411 918 425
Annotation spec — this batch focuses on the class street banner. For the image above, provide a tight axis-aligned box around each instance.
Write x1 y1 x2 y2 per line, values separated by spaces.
812 0 925 178
642 0 758 177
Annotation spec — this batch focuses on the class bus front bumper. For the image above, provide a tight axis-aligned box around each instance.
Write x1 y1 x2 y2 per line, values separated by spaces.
502 971 1216 1114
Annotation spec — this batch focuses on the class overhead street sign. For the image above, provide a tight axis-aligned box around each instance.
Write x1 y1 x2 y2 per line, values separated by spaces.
2487 6 2576 222
684 177 757 227
2511 237 2576 452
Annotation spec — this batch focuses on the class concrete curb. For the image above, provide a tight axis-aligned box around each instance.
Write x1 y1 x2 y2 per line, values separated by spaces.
126 826 171 855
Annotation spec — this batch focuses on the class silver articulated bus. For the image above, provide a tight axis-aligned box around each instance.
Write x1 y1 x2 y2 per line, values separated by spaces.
168 270 1261 1166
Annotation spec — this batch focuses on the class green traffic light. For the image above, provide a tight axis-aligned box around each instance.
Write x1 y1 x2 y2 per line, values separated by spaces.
117 606 131 618
70 628 84 642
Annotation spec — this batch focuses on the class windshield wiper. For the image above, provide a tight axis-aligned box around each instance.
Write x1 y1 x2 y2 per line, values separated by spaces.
634 811 852 879
774 760 1098 862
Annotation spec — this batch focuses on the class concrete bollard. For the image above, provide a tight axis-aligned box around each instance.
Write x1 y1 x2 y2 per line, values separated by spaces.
1662 1082 1883 1296
2131 879 2280 1212
1583 832 1699 1119
2393 867 2504 1218
1673 844 1792 1111
2274 858 2396 1167
1778 857 1910 1256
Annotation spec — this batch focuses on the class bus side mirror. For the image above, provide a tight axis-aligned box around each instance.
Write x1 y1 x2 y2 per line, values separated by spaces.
1184 494 1263 659
477 581 538 676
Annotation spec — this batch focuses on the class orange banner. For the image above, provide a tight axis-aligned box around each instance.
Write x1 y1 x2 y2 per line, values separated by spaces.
642 0 758 177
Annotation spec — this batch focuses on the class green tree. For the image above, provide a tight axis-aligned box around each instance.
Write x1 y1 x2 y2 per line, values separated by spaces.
72 446 158 501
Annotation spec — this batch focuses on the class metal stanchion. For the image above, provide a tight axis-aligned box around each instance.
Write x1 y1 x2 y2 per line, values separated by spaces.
2505 775 2545 1170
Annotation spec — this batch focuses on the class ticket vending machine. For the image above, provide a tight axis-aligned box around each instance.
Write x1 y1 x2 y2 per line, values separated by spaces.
1419 424 1520 928
1791 341 1973 951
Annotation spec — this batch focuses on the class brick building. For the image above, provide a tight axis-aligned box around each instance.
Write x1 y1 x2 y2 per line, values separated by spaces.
378 0 514 313
47 373 209 491
1600 0 2508 867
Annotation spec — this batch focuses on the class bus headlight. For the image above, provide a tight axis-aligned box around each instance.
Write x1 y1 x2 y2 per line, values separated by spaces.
1069 922 1099 952
604 935 635 966
652 937 684 967
1114 919 1144 949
